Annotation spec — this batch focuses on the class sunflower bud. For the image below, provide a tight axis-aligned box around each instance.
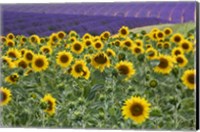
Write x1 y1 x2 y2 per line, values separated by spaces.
137 54 145 62
40 102 48 110
98 112 105 120
30 93 37 99
176 84 182 90
141 30 147 35
172 66 179 77
145 75 150 81
107 43 111 47
99 94 106 101
168 96 177 105
74 111 82 121
118 53 126 61
149 79 158 88
150 106 162 117
78 98 85 105
68 102 76 109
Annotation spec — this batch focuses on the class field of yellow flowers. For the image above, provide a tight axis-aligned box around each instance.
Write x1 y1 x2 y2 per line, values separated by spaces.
0 22 196 130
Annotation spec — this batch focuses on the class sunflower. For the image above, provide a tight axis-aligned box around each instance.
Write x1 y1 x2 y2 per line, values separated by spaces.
132 46 145 55
1 56 16 69
122 96 151 124
135 39 144 47
71 60 87 78
163 42 171 49
181 69 196 90
6 33 15 40
91 52 110 72
0 87 12 106
163 27 173 36
179 39 193 52
145 44 152 49
93 36 101 42
146 48 158 60
41 94 56 115
154 55 174 74
6 48 21 59
71 41 84 54
83 39 93 47
106 48 116 57
40 38 46 44
101 31 110 40
29 34 40 44
20 36 28 45
93 40 104 50
82 66 90 80
69 36 77 43
6 39 15 47
115 61 135 80
122 38 134 49
57 31 66 40
171 47 184 56
24 68 33 76
114 40 121 47
5 73 19 84
24 50 35 63
170 33 184 44
49 33 60 44
69 30 78 37
156 31 165 41
0 36 7 43
20 48 27 56
40 45 53 55
82 33 92 40
16 58 28 69
175 54 188 68
119 26 129 37
56 51 73 68
32 54 49 72
156 42 163 49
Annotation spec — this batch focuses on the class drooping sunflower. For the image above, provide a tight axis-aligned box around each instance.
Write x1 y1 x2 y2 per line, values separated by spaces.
82 66 90 80
132 46 145 56
181 69 196 90
154 55 174 74
32 54 49 72
41 94 56 115
179 39 193 52
91 52 110 72
6 48 21 59
56 51 73 68
0 87 12 106
170 33 184 44
122 38 134 49
71 41 84 54
29 34 40 44
6 33 15 40
5 73 19 84
40 45 53 55
115 61 135 80
122 96 151 124
1 56 16 69
171 47 184 56
175 54 188 68
16 58 28 69
146 48 158 60
106 48 116 57
93 40 104 50
163 27 173 36
24 68 33 76
119 26 129 37
71 60 87 78
24 50 35 63
57 31 66 40
6 39 15 47
135 39 144 47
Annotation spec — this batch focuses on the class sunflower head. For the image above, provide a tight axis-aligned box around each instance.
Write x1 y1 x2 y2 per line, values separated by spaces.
71 60 87 78
179 39 193 52
5 73 19 84
93 40 104 50
6 40 15 47
2 56 16 69
163 27 173 36
6 48 21 59
156 31 165 41
56 51 73 68
106 48 116 57
0 36 7 43
122 38 134 49
135 39 143 47
145 44 152 49
163 42 171 49
29 34 40 44
69 30 78 37
101 31 110 40
83 39 93 47
181 69 196 90
0 87 12 106
119 26 129 37
20 36 28 44
132 46 144 56
82 33 92 40
170 33 184 44
146 48 158 60
49 33 59 43
156 42 163 49
32 54 49 72
40 45 53 55
16 58 28 69
41 94 56 115
175 54 188 68
122 96 151 124
24 50 35 63
171 47 184 57
71 41 84 54
6 33 15 40
57 31 66 40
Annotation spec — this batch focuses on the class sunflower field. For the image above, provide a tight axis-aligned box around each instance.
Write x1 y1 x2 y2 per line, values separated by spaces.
0 20 196 130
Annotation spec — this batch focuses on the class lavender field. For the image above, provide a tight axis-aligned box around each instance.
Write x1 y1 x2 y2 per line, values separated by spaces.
0 2 197 130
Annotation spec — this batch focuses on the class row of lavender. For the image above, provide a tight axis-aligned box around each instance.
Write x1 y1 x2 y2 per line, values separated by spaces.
2 11 168 36
2 2 195 23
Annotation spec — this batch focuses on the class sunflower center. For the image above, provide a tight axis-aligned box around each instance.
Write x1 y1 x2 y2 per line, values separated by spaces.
8 42 14 46
175 50 181 56
86 41 91 46
60 55 69 63
158 58 168 69
134 47 141 53
153 33 157 39
182 43 189 49
26 53 33 60
104 33 109 38
94 54 107 64
19 61 27 69
43 48 50 53
52 36 58 42
174 36 181 42
22 38 27 42
157 43 162 48
176 57 184 64
187 74 194 84
35 59 44 68
1 37 6 42
125 41 131 47
95 43 101 48
8 52 16 58
115 41 120 46
136 42 141 46
58 33 64 39
148 51 155 57
9 35 14 40
164 43 169 48
31 37 36 42
121 29 127 35
130 103 143 116
74 44 81 51
118 65 129 75
47 100 53 111
157 32 163 38
10 74 18 82
165 29 170 35
0 90 7 103
107 52 112 56
75 64 83 73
